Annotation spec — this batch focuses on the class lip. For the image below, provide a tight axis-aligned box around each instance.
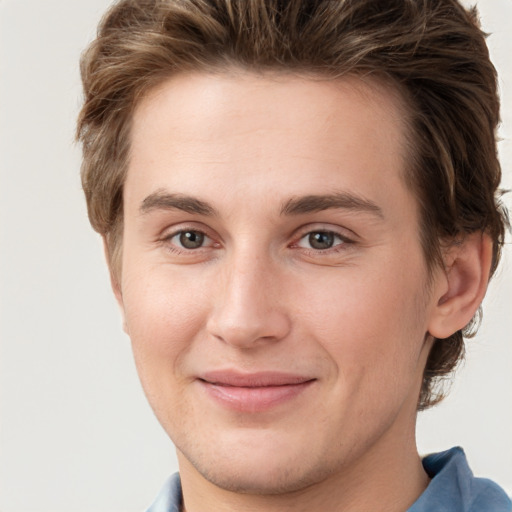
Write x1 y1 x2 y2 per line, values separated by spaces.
197 371 316 413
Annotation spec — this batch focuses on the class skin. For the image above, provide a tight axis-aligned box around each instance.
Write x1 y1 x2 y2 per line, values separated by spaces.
113 71 491 511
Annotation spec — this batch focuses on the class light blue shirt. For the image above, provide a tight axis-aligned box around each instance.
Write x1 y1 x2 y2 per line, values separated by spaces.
146 447 511 511
410 447 511 511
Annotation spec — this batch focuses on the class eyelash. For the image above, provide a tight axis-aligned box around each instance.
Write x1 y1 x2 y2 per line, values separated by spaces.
160 226 355 255
162 228 216 253
294 230 353 253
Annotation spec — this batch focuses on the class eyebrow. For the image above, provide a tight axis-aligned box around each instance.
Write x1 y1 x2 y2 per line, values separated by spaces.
140 190 216 216
280 192 384 218
139 189 384 219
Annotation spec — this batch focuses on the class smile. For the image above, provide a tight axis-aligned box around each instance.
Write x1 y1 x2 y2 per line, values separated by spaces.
197 371 316 413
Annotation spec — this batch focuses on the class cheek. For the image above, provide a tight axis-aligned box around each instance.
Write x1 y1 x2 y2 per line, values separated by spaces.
121 269 208 380
295 258 429 386
120 271 212 429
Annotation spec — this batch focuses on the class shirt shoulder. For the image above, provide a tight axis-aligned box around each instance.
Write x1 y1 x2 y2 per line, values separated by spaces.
408 447 511 512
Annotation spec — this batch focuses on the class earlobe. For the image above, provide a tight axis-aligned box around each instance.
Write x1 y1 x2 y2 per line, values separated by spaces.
428 232 493 339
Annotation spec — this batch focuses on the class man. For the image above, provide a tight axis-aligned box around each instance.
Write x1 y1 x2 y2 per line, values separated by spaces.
77 0 511 510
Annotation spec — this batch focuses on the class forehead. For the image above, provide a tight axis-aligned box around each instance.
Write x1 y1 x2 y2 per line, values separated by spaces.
131 71 408 150
126 71 413 218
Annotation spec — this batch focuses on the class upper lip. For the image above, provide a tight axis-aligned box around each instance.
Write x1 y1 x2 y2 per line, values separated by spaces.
198 370 315 387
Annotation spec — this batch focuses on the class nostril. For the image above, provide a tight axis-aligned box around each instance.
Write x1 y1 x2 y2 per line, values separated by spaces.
206 310 291 348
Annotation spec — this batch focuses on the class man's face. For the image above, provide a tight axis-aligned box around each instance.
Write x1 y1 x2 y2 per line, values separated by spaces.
118 72 441 493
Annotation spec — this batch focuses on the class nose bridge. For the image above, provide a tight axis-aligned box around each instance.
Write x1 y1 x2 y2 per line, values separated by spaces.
207 244 290 347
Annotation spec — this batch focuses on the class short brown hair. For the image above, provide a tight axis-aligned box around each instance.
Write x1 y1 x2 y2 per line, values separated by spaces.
77 0 507 409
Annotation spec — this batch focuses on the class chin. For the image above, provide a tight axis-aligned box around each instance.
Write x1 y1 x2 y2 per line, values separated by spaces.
176 428 339 496
194 455 333 495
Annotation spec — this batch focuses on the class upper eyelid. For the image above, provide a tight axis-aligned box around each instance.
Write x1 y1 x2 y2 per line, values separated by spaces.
160 223 215 240
162 229 218 253
158 226 217 252
294 231 353 251
293 223 358 242
299 230 350 242
157 223 357 246
165 226 208 238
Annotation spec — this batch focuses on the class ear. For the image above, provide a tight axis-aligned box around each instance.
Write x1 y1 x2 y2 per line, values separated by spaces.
102 237 129 335
428 232 493 339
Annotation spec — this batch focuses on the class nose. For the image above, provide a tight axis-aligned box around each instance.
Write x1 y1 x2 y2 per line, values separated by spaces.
206 253 291 348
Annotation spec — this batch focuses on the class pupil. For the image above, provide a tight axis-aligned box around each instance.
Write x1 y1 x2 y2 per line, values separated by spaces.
309 232 334 250
180 231 204 249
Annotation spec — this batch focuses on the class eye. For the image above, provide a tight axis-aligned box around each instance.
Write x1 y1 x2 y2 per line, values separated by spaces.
297 231 347 250
169 230 209 249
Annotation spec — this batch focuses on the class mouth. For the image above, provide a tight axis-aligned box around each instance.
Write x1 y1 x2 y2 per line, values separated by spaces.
197 371 316 412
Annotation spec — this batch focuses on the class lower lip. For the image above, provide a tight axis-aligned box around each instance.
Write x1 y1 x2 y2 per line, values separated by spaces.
199 380 315 412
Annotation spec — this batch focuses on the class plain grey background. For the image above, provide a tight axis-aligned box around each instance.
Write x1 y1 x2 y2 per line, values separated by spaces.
0 0 510 510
